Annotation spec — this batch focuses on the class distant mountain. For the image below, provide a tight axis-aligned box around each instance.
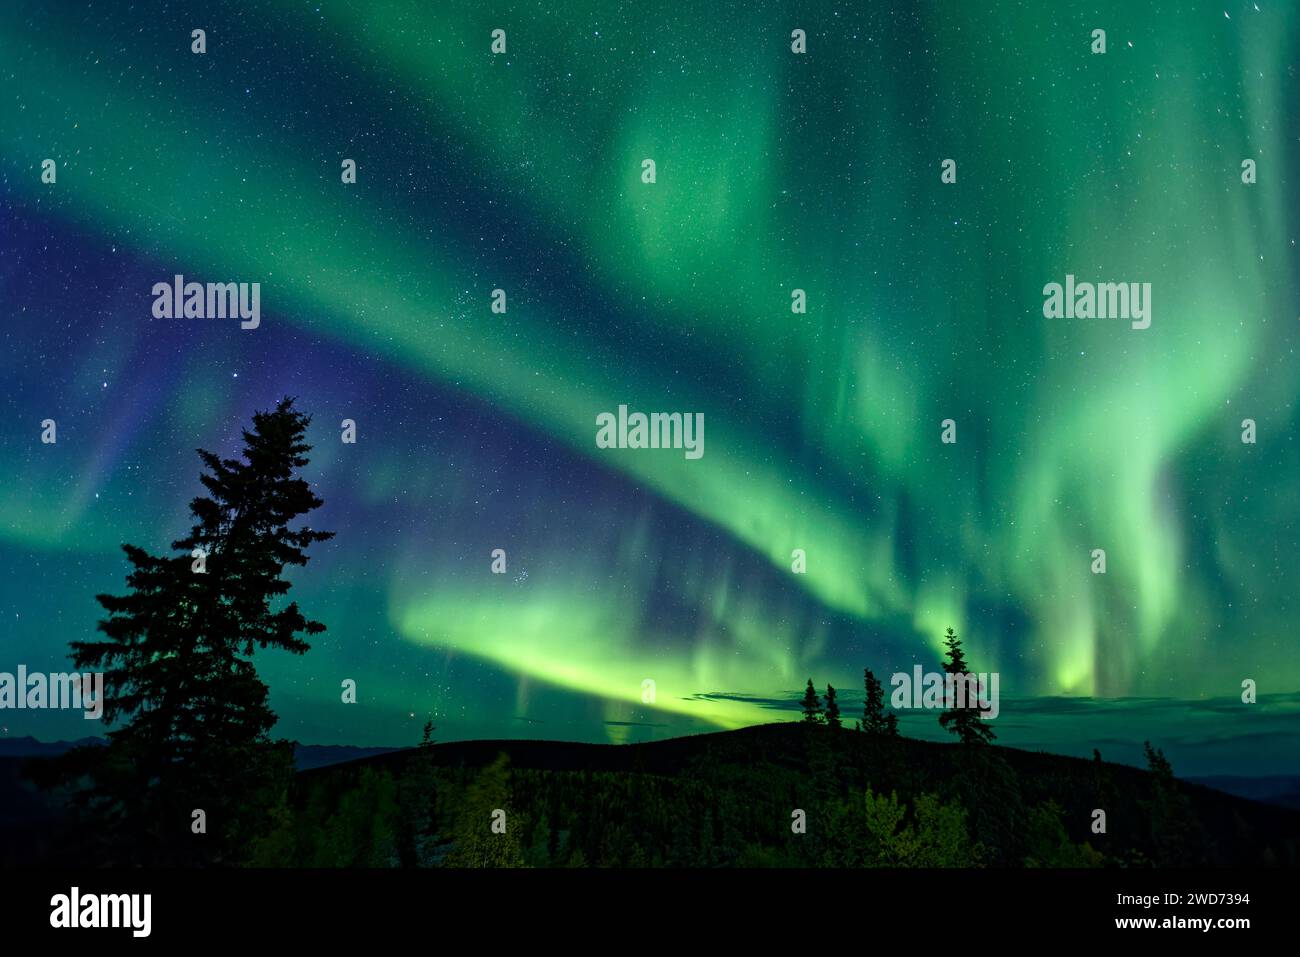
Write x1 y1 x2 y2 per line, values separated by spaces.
0 736 102 758
291 743 402 770
0 735 398 770
1189 775 1300 812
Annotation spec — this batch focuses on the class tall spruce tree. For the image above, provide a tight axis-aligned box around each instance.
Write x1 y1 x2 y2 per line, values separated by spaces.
938 627 996 745
800 679 823 723
398 720 441 867
60 397 333 865
824 684 841 729
861 668 900 736
1140 740 1205 865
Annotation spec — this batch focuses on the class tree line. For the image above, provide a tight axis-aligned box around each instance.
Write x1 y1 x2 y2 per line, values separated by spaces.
799 626 994 745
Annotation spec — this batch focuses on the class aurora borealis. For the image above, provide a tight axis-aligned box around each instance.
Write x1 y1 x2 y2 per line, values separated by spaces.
1 1 1298 776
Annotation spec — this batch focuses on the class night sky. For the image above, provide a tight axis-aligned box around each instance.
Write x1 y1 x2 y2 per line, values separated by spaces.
1 1 1298 776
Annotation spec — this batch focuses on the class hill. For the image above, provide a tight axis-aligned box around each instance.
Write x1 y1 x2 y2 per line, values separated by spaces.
282 723 1300 868
6 724 1297 867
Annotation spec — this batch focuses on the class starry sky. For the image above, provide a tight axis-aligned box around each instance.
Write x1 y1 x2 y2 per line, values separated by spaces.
1 1 1298 776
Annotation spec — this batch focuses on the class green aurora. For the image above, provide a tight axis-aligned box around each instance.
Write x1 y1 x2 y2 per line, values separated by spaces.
0 1 1297 774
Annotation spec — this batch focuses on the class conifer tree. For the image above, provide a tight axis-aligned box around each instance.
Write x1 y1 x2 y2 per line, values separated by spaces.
398 720 440 867
824 684 841 729
800 679 823 723
938 627 996 745
861 667 900 736
57 397 333 865
1140 740 1205 866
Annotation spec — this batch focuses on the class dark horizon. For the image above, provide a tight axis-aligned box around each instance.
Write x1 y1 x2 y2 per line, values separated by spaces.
6 689 1299 780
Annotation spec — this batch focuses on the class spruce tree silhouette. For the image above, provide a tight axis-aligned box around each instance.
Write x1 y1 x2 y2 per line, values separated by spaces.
800 679 823 723
398 720 441 867
824 684 841 729
1140 740 1206 866
937 627 996 745
57 397 333 865
861 668 900 735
